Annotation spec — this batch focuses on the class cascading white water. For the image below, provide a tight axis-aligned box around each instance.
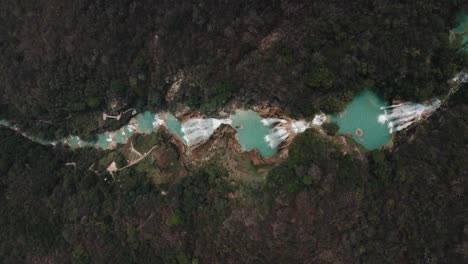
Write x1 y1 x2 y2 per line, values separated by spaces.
378 99 441 133
261 113 326 149
153 114 165 127
291 121 310 133
181 118 232 146
377 72 465 133
452 72 468 83
263 119 313 148
265 126 289 148
312 113 327 125
261 118 287 126
261 118 302 148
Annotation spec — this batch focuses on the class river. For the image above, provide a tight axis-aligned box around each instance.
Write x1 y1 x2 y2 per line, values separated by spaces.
331 90 392 150
1 16 466 158
0 86 460 157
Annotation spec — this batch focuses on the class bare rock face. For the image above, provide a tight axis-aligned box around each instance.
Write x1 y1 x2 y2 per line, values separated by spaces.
260 31 283 51
163 127 188 157
165 71 184 102
178 111 204 122
252 104 285 118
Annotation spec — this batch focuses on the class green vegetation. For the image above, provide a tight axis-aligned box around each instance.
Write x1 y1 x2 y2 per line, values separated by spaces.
133 132 161 150
1 1 465 138
239 43 257 58
172 164 232 229
186 80 237 113
169 210 184 226
110 79 126 95
86 98 101 109
72 246 90 264
265 129 362 199
320 95 346 113
304 66 335 90
0 2 466 263
0 86 466 261
322 121 340 135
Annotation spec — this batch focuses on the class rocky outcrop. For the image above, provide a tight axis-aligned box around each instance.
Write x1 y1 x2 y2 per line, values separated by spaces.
178 111 205 122
158 126 188 159
252 104 286 118
165 71 184 102
189 125 287 166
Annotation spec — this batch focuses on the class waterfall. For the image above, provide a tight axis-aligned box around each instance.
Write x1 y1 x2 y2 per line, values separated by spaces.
291 121 310 133
452 72 468 83
447 72 468 99
181 118 232 146
261 114 325 150
377 72 465 133
153 114 165 127
261 118 287 126
265 126 289 148
263 119 311 149
378 99 441 133
261 118 299 148
312 113 327 125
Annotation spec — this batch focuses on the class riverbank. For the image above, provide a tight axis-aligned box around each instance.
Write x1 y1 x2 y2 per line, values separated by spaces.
2 71 466 172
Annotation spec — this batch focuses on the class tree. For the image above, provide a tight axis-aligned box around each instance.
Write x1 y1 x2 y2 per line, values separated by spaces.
304 66 335 90
320 96 345 113
86 97 101 109
322 122 340 135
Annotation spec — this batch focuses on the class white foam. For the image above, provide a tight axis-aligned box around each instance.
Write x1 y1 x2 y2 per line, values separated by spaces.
264 127 289 148
261 118 287 126
453 72 468 83
291 121 310 133
181 118 232 146
377 115 387 124
312 113 327 125
378 99 441 132
153 114 165 127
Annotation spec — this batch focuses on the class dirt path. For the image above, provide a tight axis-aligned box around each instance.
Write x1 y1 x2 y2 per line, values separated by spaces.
117 144 158 171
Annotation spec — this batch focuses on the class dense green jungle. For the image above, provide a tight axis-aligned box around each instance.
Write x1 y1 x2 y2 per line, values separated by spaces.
0 1 467 263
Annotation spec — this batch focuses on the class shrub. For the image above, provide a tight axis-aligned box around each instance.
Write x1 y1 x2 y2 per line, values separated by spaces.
169 210 184 226
72 245 90 264
304 66 335 90
322 122 340 135
110 79 126 93
239 42 257 58
320 96 345 113
86 97 101 109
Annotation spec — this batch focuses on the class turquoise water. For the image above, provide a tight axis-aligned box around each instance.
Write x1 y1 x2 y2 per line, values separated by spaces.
114 130 127 144
231 110 277 157
0 120 10 126
79 140 94 148
136 111 157 133
35 138 52 145
124 125 135 138
96 132 111 149
452 12 468 50
331 90 391 150
165 114 186 143
68 136 81 148
2 93 393 155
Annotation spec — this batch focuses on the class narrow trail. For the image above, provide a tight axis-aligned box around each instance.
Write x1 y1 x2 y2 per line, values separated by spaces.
117 144 158 171
129 142 143 158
